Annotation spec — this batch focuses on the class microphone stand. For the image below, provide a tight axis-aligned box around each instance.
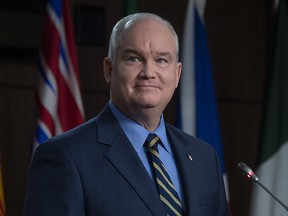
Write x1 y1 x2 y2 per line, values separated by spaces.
238 162 288 212
254 178 288 211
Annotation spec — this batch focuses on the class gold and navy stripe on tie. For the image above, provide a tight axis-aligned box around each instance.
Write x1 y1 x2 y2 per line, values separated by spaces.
145 133 184 216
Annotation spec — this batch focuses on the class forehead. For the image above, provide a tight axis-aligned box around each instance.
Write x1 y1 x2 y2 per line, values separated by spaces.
119 19 176 53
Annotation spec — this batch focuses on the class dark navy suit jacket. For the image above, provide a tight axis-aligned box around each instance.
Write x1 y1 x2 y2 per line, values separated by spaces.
24 105 229 216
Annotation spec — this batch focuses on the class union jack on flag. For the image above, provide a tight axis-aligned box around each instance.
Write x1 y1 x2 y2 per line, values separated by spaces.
34 0 84 150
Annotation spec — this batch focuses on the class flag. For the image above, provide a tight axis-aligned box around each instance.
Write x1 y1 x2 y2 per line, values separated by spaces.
0 162 5 216
177 0 230 204
250 0 288 215
34 0 84 150
123 0 138 16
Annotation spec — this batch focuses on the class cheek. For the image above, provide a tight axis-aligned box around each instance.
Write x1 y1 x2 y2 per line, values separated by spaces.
111 68 136 90
162 73 179 89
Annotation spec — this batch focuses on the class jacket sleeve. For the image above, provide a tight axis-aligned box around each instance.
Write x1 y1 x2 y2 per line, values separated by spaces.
24 141 85 216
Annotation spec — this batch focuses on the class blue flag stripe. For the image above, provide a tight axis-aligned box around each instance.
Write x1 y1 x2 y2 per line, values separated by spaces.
194 7 226 172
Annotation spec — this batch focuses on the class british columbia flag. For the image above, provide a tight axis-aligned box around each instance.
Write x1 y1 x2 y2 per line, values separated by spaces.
34 0 84 150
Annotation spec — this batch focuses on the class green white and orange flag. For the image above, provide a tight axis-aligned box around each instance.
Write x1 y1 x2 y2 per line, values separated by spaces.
0 164 5 216
250 0 288 215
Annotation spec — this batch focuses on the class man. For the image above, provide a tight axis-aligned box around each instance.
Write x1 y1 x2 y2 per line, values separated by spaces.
24 13 229 216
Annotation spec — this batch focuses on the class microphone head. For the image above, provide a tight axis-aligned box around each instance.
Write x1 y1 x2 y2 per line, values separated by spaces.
238 162 259 181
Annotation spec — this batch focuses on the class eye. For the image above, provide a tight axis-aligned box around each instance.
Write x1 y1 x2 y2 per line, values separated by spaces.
156 58 168 64
127 56 141 63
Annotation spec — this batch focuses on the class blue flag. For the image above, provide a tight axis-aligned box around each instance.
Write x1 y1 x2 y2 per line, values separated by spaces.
177 0 230 203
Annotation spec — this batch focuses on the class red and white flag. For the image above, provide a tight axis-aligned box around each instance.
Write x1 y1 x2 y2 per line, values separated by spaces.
34 0 84 150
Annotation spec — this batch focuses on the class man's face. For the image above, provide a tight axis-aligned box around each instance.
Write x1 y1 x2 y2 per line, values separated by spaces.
104 19 182 115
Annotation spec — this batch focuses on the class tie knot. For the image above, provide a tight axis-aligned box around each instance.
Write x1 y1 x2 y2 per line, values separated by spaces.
145 133 160 149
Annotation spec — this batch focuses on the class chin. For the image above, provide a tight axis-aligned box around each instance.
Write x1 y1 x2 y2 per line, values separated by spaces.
132 100 156 109
135 100 166 111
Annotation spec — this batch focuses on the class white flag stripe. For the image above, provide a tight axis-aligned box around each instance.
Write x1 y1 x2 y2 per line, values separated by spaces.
223 173 230 202
195 0 207 19
180 0 196 136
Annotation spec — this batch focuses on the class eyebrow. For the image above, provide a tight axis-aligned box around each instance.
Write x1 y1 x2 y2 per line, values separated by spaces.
123 49 173 58
157 52 173 58
122 49 141 56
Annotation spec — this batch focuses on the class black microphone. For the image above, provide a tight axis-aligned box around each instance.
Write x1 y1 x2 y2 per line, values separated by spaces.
237 162 288 212
237 162 259 181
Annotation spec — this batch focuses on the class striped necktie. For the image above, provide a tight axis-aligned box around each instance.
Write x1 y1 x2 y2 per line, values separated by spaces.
145 133 184 216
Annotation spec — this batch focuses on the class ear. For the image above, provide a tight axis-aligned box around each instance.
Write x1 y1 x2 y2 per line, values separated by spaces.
175 62 182 88
103 57 113 84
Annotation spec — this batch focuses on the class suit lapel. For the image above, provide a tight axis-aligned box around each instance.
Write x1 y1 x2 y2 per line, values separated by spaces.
97 105 166 216
166 126 199 216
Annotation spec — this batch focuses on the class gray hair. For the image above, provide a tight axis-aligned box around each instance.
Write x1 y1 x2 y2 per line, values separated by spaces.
108 13 179 63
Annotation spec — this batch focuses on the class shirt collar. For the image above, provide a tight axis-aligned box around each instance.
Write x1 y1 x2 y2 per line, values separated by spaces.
109 100 172 154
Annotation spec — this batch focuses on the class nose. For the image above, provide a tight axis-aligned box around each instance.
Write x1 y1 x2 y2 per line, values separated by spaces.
139 60 156 78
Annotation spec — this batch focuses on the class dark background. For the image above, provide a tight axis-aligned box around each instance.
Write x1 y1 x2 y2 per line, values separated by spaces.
0 0 274 215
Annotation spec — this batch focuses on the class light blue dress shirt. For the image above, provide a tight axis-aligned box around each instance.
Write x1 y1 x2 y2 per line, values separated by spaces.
109 100 184 204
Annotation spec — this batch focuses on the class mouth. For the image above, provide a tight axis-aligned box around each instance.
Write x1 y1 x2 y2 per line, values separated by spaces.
135 81 160 88
135 84 160 89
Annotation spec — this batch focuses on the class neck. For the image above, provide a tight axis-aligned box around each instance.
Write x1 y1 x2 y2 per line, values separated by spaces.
110 99 165 132
129 110 162 132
